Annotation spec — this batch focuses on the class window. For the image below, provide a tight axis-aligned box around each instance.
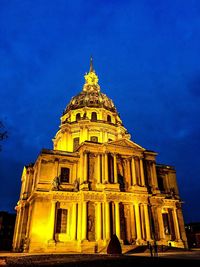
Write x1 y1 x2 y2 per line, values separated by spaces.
56 209 68 233
90 136 98 143
162 213 170 235
60 167 70 183
107 115 111 122
157 175 165 192
73 137 80 151
76 113 81 121
91 112 97 121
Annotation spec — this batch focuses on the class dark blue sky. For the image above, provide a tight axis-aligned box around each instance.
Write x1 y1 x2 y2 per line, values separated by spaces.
0 0 200 223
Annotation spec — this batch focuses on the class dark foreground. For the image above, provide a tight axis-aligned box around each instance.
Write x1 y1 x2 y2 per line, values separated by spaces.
0 253 200 267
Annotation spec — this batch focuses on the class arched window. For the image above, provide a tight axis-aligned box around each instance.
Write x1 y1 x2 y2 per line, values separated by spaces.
76 113 81 121
91 112 97 121
107 115 111 122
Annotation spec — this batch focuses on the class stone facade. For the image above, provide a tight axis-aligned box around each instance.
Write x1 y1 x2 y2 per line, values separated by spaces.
13 59 188 253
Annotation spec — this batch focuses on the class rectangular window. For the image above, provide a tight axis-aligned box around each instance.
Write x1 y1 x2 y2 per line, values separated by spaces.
162 213 170 235
56 209 68 234
60 167 70 183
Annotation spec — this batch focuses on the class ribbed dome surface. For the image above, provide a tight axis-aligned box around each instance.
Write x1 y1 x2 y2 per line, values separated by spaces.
64 90 117 114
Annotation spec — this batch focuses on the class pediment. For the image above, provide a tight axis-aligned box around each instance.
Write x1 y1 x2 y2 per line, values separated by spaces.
108 138 145 151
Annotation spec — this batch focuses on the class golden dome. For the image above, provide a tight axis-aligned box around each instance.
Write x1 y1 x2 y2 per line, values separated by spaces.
64 91 117 114
64 58 118 115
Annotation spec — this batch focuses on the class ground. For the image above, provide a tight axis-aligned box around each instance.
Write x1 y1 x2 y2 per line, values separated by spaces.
0 248 200 266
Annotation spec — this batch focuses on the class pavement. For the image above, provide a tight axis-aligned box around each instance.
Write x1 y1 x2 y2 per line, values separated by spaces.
0 248 199 266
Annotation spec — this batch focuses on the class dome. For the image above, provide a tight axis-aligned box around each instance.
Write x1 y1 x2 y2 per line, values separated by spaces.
54 58 129 152
64 91 117 114
63 58 118 115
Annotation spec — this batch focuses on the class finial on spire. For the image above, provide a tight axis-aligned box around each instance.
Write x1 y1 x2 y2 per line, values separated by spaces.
89 56 94 72
83 57 99 91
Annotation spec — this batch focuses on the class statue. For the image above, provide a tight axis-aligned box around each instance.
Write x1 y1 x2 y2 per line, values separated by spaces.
87 215 94 232
52 176 60 190
74 179 79 191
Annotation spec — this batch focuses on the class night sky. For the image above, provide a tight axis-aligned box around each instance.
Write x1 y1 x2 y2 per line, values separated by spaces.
0 0 200 224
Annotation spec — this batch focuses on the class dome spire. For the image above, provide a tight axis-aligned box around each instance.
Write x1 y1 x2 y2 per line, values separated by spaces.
83 57 99 91
89 56 94 72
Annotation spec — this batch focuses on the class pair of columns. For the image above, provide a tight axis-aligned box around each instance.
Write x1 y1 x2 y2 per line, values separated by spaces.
97 153 118 184
81 201 121 241
13 206 26 250
82 152 118 184
13 203 32 251
134 203 151 241
155 206 181 241
131 157 145 186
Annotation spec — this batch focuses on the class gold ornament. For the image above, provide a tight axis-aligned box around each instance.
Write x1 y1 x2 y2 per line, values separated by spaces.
84 71 98 85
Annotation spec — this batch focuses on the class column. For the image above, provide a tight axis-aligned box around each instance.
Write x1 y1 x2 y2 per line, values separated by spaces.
101 154 105 182
96 202 102 240
134 203 142 241
115 202 121 240
77 202 82 240
24 173 29 198
139 158 145 186
12 208 22 250
126 159 131 186
176 207 188 247
140 205 145 240
79 152 83 185
113 154 118 183
172 208 181 241
104 130 108 142
48 200 57 241
81 202 87 240
130 204 136 240
83 152 88 183
152 162 158 188
80 126 83 143
22 205 32 251
97 154 101 183
157 207 165 240
104 153 108 183
150 162 155 187
105 202 110 240
16 207 25 250
131 157 137 185
71 203 77 240
144 204 151 241
61 130 67 151
84 126 89 141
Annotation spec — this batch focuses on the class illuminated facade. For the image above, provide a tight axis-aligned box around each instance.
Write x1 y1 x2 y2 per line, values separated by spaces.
13 59 187 253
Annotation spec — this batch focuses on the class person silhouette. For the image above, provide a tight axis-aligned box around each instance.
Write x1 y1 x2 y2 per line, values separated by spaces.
149 244 153 257
153 241 158 257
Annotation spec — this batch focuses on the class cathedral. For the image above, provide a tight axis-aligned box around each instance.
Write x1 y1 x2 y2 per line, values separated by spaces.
13 59 188 253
